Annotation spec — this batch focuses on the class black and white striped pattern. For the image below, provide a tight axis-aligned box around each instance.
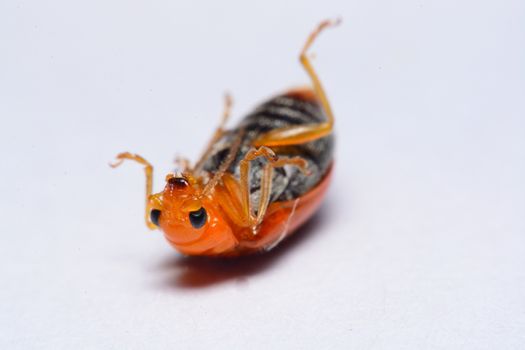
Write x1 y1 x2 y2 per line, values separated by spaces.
201 93 334 205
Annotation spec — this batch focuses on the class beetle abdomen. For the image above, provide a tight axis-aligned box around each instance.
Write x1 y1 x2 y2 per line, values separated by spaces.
201 89 334 205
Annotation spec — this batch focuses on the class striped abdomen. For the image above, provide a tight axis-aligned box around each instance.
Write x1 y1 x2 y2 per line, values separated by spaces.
201 89 334 205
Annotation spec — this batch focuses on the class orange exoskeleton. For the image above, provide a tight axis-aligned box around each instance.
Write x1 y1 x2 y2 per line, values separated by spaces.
111 19 339 256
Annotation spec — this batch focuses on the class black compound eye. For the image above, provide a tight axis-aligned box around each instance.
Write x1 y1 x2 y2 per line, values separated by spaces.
150 209 161 226
189 207 207 229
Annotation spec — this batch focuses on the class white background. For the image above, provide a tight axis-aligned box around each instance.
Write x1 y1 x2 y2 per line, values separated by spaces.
1 1 524 349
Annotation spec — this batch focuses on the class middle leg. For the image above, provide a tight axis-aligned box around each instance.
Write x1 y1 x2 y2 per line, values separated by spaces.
239 146 309 231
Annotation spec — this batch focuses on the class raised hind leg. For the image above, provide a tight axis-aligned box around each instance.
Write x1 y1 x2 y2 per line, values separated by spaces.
253 18 340 147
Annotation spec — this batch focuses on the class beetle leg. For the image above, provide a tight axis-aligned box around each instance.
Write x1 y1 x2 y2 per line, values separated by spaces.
192 92 233 174
110 152 159 230
239 146 309 230
253 18 339 147
214 173 247 227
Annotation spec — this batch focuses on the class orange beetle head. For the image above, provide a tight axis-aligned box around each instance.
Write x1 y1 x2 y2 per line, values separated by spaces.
150 174 237 256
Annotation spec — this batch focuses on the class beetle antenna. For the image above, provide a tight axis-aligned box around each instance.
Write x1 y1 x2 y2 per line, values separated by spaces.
110 152 158 230
193 93 234 175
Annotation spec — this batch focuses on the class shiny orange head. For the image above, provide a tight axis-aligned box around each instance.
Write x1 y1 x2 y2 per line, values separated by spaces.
149 174 237 256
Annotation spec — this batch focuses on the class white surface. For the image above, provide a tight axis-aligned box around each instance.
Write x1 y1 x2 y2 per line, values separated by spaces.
1 1 524 349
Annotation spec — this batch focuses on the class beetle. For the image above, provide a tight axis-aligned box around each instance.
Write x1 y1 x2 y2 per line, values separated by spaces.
111 19 339 256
